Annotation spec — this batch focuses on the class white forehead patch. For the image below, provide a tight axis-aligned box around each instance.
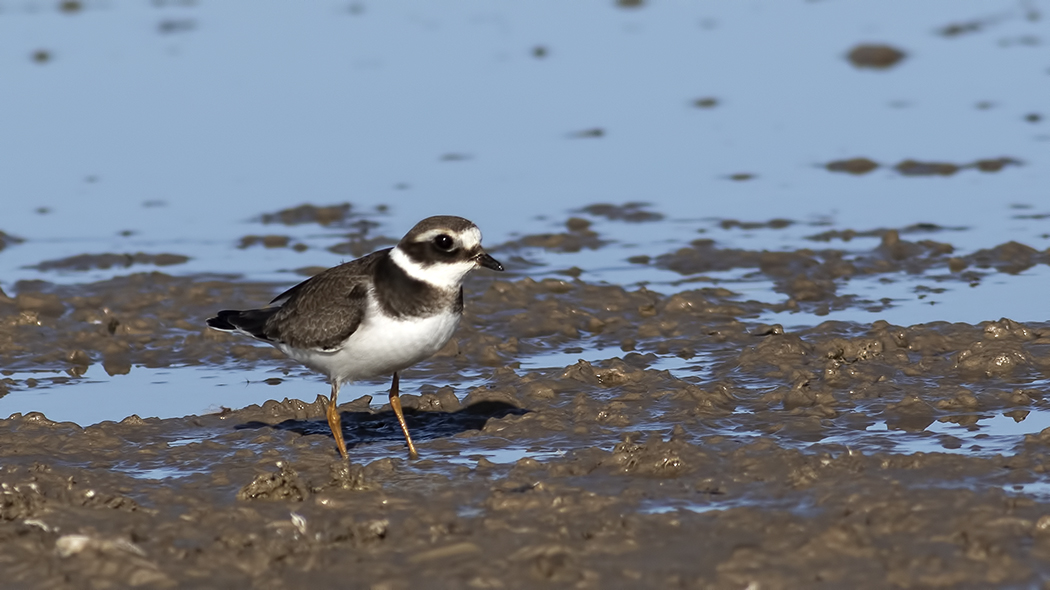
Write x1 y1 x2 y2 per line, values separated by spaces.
461 227 482 250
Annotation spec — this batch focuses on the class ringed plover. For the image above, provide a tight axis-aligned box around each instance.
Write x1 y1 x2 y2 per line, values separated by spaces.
207 215 503 459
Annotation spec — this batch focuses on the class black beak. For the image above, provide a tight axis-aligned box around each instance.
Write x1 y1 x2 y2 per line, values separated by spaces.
475 252 504 271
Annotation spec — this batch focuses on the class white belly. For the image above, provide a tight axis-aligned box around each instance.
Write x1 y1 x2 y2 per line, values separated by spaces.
277 308 461 384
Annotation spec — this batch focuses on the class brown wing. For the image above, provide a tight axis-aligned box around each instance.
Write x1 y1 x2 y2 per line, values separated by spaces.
261 250 387 351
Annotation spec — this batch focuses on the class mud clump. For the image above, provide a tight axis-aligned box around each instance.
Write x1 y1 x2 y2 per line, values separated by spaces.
825 157 1021 176
237 461 373 500
578 202 663 223
846 43 906 69
719 218 793 230
938 16 997 37
894 157 1022 176
806 223 959 242
238 235 305 250
259 202 354 226
895 159 960 176
495 217 607 254
826 157 879 175
32 252 189 271
973 157 1022 172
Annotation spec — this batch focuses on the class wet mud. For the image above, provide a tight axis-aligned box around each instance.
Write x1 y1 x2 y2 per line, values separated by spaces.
3 0 1047 581
577 203 663 223
4 234 1050 587
824 157 1022 176
238 236 300 251
495 218 607 255
258 203 358 227
651 229 1049 314
31 253 190 272
251 203 400 259
846 44 907 69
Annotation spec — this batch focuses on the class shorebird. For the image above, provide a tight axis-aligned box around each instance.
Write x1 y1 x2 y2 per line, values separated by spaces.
207 215 503 459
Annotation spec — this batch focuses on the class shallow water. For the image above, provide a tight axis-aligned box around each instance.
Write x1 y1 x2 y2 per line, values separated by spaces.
2 2 1050 588
2 1 1048 298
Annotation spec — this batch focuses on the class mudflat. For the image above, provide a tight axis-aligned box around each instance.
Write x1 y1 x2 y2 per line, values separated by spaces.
3 233 1050 587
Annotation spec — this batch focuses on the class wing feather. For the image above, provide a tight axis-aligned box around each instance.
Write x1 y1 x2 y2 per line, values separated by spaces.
259 250 387 351
208 250 388 351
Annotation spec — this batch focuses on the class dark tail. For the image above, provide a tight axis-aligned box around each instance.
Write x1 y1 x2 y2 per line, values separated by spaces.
206 310 239 331
206 308 279 341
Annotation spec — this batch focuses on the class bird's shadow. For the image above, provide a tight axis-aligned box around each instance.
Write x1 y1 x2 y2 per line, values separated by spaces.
236 400 527 451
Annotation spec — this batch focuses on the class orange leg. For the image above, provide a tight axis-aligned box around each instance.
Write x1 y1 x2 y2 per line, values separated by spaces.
326 381 348 460
388 372 419 459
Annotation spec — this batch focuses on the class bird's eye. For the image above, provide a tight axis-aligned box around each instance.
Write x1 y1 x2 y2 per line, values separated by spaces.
433 234 454 250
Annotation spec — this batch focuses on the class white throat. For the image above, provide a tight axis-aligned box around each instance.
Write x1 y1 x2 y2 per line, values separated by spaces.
389 246 475 290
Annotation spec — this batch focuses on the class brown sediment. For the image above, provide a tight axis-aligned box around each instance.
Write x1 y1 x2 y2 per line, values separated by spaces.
494 218 607 254
824 157 1021 176
973 157 1023 172
259 203 354 226
238 235 295 249
0 272 284 374
1 232 1046 376
895 160 961 176
807 223 962 242
846 44 906 69
825 157 879 175
719 218 793 230
31 252 189 271
653 231 1048 311
938 15 1001 37
578 202 663 223
3 300 1050 586
3 228 1050 586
